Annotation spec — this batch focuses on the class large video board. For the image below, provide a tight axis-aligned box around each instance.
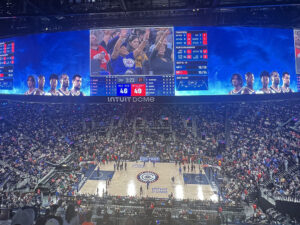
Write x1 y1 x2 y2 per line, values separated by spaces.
0 26 298 96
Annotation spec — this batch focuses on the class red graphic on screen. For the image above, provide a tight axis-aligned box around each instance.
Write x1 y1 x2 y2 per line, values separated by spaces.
176 71 188 75
131 84 146 96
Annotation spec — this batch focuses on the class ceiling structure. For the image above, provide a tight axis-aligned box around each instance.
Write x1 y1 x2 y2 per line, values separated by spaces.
0 0 300 37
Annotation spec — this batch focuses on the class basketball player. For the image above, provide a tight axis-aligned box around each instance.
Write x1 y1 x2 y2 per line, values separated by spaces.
257 71 272 94
281 72 294 93
24 76 36 95
47 74 60 96
34 75 45 95
70 74 84 96
241 72 256 94
229 73 243 95
58 74 70 96
295 31 300 73
269 71 282 94
140 185 143 196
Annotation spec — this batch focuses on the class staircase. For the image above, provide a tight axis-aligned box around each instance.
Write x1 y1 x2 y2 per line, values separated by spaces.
118 115 124 127
131 117 137 142
183 119 187 129
82 120 86 131
106 117 114 139
225 106 230 145
91 119 95 130
278 118 293 127
172 131 176 142
192 116 197 137
41 110 64 135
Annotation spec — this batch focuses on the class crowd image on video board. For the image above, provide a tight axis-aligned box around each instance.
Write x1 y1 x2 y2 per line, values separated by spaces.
90 27 174 76
228 71 294 95
24 74 84 96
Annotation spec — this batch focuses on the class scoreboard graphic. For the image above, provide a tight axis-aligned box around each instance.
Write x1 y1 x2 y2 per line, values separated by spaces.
175 30 208 91
0 41 14 90
90 76 174 96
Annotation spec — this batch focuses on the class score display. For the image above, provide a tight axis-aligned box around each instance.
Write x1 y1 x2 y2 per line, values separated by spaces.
90 76 174 96
0 41 14 90
117 84 146 96
90 28 209 96
175 30 208 91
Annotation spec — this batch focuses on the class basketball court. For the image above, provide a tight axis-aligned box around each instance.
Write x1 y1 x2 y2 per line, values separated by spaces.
79 162 218 201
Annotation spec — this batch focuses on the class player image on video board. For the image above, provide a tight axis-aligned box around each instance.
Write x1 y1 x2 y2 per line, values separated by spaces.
228 73 243 95
24 75 37 95
228 71 294 95
24 74 84 96
90 27 174 76
295 30 300 74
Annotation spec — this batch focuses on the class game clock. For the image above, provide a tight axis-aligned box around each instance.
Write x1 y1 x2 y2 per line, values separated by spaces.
117 83 146 96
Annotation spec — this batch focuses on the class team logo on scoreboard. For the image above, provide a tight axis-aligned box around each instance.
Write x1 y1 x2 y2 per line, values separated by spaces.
137 171 159 183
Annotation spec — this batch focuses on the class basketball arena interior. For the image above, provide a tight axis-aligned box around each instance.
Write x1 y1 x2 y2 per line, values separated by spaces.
0 0 300 224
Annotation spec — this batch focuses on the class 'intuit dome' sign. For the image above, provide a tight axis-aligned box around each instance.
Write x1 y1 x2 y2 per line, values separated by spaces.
107 97 156 103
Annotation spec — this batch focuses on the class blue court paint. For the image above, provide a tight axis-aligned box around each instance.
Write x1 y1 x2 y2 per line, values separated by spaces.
183 173 209 185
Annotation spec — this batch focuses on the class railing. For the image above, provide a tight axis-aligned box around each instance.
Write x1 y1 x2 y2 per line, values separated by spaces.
0 160 28 177
0 174 11 190
274 195 300 203
262 164 299 187
263 190 300 203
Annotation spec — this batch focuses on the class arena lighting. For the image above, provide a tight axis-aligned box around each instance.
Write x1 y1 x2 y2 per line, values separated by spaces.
210 193 219 202
69 0 96 3
175 185 184 199
197 186 204 200
127 180 136 196
96 181 106 197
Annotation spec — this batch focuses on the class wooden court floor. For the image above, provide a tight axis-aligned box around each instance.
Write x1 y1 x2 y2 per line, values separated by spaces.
79 162 217 201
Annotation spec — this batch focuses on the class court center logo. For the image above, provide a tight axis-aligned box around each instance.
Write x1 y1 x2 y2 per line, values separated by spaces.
137 171 159 183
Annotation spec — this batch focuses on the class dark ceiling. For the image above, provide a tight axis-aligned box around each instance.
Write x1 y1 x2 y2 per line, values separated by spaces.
0 0 300 37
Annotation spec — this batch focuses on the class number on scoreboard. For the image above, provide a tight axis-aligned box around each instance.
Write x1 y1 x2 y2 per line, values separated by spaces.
117 84 131 96
131 84 146 96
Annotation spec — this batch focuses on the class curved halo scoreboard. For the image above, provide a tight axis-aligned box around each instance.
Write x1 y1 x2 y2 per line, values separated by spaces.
0 26 299 96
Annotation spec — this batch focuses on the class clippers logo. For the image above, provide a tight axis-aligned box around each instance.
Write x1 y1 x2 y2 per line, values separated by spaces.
123 58 135 68
137 171 159 183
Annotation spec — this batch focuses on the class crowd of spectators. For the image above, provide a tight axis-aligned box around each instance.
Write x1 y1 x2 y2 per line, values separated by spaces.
220 102 300 205
0 99 300 224
90 28 174 76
